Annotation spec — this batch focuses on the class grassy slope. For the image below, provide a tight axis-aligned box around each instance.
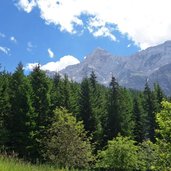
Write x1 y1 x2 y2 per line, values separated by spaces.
0 157 79 171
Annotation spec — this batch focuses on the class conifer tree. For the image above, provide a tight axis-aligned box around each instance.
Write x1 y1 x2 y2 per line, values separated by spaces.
79 78 95 134
119 88 134 137
89 71 105 146
133 94 147 142
143 82 157 142
105 76 121 140
5 63 34 157
50 73 62 110
29 65 51 160
154 83 165 111
0 71 11 148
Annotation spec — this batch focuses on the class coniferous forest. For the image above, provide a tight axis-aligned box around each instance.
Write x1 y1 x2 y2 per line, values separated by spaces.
1 63 171 170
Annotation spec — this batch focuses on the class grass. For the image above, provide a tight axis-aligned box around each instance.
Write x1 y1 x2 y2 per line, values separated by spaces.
0 156 81 171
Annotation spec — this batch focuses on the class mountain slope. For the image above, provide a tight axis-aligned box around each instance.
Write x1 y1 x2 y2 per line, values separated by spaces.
60 41 171 95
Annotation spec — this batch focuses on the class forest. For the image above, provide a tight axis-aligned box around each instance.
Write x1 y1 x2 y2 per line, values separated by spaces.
0 63 171 170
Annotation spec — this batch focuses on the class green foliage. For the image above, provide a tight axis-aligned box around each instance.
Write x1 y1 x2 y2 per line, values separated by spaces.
5 63 35 157
105 77 134 142
133 94 147 142
29 65 52 160
0 71 11 148
156 101 171 141
143 82 158 142
44 108 93 168
96 135 139 170
0 155 79 171
155 101 171 170
138 140 159 170
0 63 169 169
79 78 95 134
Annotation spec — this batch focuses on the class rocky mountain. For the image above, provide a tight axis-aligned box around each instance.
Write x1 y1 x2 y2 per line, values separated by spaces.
60 41 171 95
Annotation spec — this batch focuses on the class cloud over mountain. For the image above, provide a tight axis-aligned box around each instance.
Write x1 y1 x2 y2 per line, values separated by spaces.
17 0 171 49
25 55 80 72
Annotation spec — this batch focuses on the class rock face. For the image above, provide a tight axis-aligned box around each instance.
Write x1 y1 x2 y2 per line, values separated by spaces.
60 41 171 95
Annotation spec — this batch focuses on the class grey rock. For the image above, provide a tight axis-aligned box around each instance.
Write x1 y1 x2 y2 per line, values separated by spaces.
59 41 171 95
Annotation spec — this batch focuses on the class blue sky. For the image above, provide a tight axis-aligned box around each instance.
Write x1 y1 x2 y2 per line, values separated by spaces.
0 0 171 72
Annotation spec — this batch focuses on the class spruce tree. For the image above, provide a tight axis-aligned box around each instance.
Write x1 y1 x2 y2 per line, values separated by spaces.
29 65 51 160
133 94 147 142
78 78 95 134
0 71 11 149
105 76 121 141
5 63 34 158
143 82 157 142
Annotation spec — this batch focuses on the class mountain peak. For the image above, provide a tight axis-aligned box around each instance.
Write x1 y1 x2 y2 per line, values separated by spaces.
163 40 171 46
60 40 171 95
91 47 109 55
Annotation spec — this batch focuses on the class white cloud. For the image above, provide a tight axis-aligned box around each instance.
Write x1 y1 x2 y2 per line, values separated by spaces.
41 55 80 71
25 55 80 72
17 0 171 49
0 32 5 38
16 0 37 13
0 46 10 55
48 48 55 58
88 17 116 41
24 63 39 71
10 36 17 43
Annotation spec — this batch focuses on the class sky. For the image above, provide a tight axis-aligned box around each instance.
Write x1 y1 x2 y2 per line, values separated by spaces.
1 0 171 72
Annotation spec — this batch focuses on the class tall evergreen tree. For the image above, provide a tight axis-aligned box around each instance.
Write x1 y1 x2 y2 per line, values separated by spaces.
119 88 134 137
105 76 121 141
50 73 62 110
143 82 157 142
154 83 165 111
133 94 147 142
0 71 11 148
5 63 34 158
89 71 105 147
29 65 51 160
78 78 95 134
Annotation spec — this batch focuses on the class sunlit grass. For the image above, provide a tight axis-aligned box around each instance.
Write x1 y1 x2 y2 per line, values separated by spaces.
0 156 83 171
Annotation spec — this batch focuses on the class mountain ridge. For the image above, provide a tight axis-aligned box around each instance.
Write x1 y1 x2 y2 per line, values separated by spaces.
60 41 171 95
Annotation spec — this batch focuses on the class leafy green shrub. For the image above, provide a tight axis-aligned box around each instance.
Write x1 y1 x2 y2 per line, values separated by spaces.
44 108 93 168
96 135 139 170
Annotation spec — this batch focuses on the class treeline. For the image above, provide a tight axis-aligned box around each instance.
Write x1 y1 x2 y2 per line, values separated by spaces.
0 63 171 170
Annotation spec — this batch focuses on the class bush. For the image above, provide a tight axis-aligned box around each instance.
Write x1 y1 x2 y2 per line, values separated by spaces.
44 108 93 168
96 135 139 170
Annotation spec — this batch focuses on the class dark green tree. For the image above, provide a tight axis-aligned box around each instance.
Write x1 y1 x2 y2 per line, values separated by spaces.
133 94 147 142
29 65 51 160
0 71 11 149
79 78 95 134
105 76 121 141
143 82 157 142
5 63 34 158
89 71 105 148
119 88 134 137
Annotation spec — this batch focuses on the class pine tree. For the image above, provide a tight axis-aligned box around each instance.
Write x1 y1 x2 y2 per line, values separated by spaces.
119 88 134 137
50 73 63 110
5 63 34 157
153 83 165 111
133 94 147 142
29 65 51 160
78 78 95 134
0 70 11 149
105 76 121 141
143 82 157 142
89 71 105 147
